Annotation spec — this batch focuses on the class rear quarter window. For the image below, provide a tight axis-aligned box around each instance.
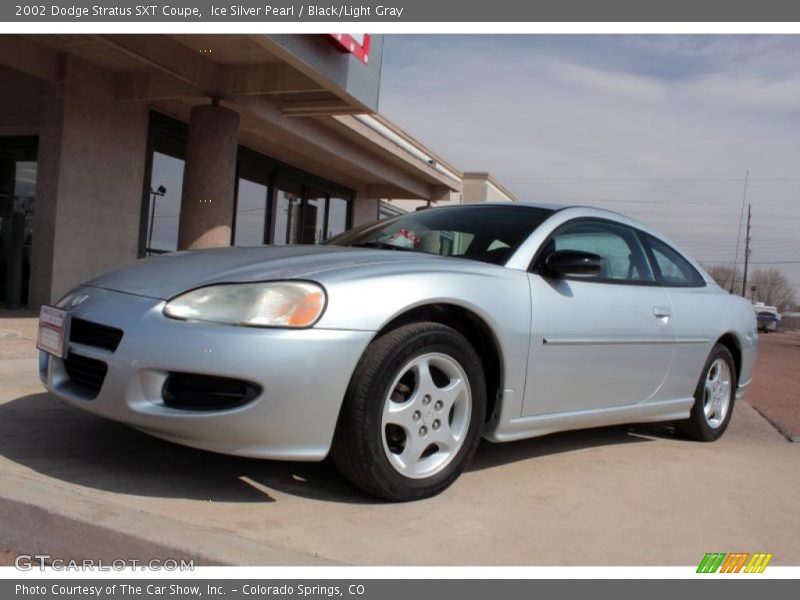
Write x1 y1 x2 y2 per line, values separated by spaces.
645 234 706 287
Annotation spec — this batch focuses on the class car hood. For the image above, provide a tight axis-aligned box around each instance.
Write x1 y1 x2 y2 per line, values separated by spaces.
83 245 442 300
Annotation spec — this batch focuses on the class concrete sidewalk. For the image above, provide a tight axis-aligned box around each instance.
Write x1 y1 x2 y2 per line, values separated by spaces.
0 310 38 361
0 353 798 566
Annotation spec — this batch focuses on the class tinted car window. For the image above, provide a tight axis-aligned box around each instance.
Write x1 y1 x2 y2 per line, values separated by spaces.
327 205 554 265
646 235 706 287
546 220 655 283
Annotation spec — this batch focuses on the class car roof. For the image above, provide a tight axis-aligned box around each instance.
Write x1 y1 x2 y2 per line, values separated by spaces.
428 201 567 212
426 201 713 282
429 200 635 223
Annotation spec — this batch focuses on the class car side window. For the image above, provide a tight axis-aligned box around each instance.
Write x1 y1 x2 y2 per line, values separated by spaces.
547 220 655 283
645 235 706 287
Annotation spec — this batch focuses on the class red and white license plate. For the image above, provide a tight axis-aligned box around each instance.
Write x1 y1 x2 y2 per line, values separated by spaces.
37 305 70 358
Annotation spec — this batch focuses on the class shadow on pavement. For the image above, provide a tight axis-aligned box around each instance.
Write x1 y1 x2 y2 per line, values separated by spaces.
0 391 669 505
468 423 666 472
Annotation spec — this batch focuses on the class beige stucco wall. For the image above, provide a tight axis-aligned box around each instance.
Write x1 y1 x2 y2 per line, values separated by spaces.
2 47 464 306
353 186 380 226
382 177 515 214
29 57 149 306
462 176 515 204
24 62 384 305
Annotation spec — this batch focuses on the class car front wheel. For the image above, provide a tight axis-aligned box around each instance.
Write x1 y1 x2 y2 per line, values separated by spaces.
332 322 486 501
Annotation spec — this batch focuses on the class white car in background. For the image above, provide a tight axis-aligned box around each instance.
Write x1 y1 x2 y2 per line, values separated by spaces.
753 302 780 333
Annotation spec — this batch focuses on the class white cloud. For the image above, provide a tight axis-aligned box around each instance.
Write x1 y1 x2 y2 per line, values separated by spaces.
380 35 800 289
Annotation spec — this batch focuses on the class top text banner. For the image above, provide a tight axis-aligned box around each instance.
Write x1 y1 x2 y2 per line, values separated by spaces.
4 0 800 22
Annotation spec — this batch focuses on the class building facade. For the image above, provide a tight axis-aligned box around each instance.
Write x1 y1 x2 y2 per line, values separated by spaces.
0 34 513 309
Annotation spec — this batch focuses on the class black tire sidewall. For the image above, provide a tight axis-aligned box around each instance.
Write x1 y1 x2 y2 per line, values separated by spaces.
359 325 486 499
691 344 738 441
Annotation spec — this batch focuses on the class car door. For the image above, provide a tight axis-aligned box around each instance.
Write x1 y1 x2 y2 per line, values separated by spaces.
641 233 719 400
522 219 675 417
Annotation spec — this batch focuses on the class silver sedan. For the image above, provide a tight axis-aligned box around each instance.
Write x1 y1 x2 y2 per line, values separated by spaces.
38 204 758 501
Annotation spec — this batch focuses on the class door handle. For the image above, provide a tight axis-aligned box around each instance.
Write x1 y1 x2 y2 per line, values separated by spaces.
653 306 672 318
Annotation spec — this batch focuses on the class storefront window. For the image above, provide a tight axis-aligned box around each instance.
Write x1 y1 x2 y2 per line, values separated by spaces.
234 178 269 246
302 188 327 244
15 161 36 305
273 179 302 245
272 184 353 245
141 113 353 253
327 196 350 240
0 140 37 307
145 151 184 254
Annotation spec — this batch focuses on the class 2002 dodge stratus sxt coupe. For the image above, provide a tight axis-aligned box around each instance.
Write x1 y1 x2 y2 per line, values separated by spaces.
38 204 757 501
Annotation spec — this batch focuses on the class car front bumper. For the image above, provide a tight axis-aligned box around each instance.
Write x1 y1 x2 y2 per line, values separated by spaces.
40 287 373 460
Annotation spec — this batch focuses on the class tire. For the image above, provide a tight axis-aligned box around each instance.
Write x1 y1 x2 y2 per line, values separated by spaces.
332 322 486 501
675 343 737 442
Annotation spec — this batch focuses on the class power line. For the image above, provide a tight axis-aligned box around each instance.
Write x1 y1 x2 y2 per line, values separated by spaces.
505 176 800 182
700 260 800 265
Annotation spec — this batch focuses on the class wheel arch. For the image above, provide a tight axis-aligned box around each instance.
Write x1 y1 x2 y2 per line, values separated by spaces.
716 332 742 381
371 302 505 423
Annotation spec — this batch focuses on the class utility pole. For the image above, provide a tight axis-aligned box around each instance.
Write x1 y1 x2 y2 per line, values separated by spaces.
741 204 752 297
730 170 749 293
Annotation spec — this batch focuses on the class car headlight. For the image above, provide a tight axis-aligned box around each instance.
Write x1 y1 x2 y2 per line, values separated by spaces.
163 281 326 328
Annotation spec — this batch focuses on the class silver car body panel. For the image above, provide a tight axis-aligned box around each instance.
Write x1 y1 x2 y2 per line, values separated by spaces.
42 204 758 458
40 286 372 459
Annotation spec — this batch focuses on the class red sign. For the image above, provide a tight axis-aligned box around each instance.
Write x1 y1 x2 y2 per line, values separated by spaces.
326 34 372 64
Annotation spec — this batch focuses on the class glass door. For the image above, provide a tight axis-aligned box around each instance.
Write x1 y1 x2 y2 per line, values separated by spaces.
271 174 354 245
302 187 327 244
233 149 275 246
1 137 37 308
272 178 303 245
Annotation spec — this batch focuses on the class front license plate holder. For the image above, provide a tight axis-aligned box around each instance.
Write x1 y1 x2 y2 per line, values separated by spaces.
37 305 71 359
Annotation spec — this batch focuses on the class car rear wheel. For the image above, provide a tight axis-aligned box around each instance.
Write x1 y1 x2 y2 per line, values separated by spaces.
676 343 736 442
332 322 486 501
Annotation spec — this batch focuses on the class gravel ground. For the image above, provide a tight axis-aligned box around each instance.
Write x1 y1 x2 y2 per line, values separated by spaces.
746 331 800 441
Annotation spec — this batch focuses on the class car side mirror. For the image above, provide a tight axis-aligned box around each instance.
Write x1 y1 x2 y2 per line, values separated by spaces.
542 249 603 278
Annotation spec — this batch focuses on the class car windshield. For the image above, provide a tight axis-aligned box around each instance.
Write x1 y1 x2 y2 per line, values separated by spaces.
326 205 554 265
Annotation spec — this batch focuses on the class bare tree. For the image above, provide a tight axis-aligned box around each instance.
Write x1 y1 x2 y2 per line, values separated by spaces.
749 268 797 310
702 264 742 293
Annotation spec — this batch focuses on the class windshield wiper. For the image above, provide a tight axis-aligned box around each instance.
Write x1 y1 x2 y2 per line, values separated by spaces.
348 241 416 252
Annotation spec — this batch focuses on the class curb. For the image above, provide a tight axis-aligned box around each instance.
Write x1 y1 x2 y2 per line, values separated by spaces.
0 472 337 566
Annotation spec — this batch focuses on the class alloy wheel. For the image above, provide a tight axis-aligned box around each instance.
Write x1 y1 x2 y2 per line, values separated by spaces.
703 357 732 429
381 352 472 479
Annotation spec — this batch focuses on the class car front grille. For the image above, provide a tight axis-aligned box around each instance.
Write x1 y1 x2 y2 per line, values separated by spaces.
63 353 109 398
163 373 261 411
69 318 124 352
61 317 121 398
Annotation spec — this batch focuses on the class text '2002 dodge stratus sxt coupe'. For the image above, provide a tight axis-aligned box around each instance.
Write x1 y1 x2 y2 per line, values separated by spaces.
38 204 757 501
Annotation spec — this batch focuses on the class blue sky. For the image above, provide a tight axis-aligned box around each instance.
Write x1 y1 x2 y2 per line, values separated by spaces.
379 35 800 293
